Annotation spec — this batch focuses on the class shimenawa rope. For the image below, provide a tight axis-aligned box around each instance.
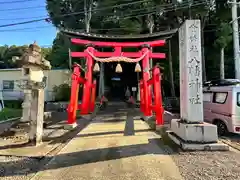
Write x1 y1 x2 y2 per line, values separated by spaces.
86 49 147 63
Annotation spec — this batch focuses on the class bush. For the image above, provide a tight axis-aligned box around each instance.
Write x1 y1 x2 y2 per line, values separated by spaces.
53 83 71 102
4 100 23 109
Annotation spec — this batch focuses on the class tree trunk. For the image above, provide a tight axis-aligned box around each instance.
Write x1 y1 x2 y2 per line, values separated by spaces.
168 39 176 98
188 1 192 19
220 47 225 79
147 14 154 71
84 0 93 33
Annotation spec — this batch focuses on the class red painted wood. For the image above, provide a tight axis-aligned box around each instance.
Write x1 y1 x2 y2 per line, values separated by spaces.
67 64 81 125
71 51 165 59
142 48 152 117
69 38 166 123
152 67 164 126
81 47 94 115
140 80 145 113
71 38 165 47
147 79 154 85
90 80 97 113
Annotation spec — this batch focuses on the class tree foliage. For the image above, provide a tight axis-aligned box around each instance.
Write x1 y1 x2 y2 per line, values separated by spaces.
0 45 52 69
44 0 238 95
214 22 232 49
47 33 69 68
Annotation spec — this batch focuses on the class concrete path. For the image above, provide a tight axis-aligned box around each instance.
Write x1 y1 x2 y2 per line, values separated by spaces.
32 105 183 180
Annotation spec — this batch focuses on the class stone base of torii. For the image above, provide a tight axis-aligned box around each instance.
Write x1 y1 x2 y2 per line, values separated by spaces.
167 20 229 151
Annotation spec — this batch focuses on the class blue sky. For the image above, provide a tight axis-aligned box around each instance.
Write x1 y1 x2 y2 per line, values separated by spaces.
0 0 56 46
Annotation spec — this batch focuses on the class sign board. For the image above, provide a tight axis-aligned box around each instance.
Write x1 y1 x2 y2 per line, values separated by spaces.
132 87 137 91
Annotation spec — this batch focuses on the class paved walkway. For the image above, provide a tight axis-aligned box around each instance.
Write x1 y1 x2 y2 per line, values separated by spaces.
32 105 183 180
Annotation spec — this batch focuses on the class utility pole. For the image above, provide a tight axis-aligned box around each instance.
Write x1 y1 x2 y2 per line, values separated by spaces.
230 0 240 79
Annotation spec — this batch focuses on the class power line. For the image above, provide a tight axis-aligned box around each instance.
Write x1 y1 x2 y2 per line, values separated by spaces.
0 0 83 20
0 1 188 22
0 0 35 4
0 19 45 28
0 1 151 21
0 0 206 29
0 25 54 32
0 3 171 32
0 27 131 33
0 3 205 32
0 5 45 12
114 1 206 21
0 16 47 21
0 2 204 32
0 0 170 28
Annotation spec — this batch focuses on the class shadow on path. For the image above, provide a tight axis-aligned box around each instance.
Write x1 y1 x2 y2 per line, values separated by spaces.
124 109 135 136
0 137 174 177
0 117 92 150
77 129 153 138
0 103 175 178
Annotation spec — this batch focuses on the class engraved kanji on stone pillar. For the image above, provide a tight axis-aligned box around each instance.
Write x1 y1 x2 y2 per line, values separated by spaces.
179 20 203 123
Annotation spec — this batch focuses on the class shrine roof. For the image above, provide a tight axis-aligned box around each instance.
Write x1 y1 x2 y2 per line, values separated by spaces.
60 28 178 42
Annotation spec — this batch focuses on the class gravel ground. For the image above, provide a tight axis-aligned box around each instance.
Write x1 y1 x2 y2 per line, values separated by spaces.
0 155 45 180
163 112 240 180
2 144 240 180
0 112 96 180
2 108 240 180
172 151 240 180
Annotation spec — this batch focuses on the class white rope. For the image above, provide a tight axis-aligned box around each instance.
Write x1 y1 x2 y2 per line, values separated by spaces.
86 49 148 63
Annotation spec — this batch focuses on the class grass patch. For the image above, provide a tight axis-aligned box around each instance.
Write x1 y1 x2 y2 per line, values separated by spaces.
0 108 22 122
4 100 23 109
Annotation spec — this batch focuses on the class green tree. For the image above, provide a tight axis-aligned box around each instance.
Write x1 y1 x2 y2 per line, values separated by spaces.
41 47 52 60
0 45 27 68
214 22 232 79
46 0 98 31
47 33 69 68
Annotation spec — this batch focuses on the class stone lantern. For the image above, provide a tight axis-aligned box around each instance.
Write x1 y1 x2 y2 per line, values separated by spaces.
18 41 51 146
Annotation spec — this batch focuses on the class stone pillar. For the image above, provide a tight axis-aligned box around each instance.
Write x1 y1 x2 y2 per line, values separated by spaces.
21 89 32 122
29 89 44 145
179 20 204 123
168 20 228 151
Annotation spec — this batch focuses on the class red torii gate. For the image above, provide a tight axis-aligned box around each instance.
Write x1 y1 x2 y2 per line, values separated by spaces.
67 38 165 127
